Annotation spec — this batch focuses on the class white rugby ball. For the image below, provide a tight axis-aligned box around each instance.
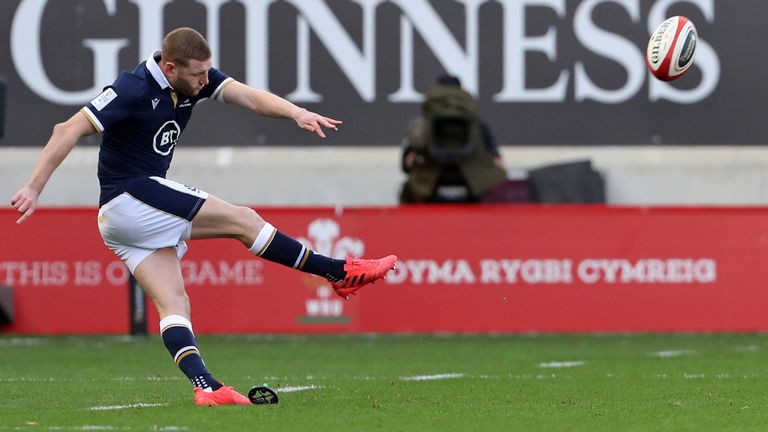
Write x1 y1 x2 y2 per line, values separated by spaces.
646 16 698 81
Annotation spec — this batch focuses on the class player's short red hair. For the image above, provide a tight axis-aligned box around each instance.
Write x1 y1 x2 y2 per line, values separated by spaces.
162 27 211 67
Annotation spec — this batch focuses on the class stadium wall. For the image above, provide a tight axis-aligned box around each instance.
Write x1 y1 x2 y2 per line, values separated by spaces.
3 205 768 334
2 146 768 207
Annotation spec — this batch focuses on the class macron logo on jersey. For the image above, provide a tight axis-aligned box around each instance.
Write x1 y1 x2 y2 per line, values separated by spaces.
151 98 160 110
91 88 117 112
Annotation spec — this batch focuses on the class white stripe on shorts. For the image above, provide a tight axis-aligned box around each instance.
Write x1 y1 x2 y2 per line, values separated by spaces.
148 176 208 200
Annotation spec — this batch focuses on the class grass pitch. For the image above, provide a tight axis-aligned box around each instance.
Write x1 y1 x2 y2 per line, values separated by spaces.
2 334 768 431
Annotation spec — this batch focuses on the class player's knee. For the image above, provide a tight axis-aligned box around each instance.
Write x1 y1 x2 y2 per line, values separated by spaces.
151 288 190 317
235 206 265 236
166 291 190 315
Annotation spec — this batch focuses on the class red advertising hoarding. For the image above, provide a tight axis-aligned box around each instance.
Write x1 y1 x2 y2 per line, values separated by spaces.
2 205 768 334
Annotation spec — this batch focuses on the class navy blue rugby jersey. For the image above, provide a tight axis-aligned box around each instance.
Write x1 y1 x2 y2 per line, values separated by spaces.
81 50 233 206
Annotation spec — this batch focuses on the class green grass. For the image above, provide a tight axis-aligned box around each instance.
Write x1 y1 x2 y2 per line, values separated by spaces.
2 334 768 431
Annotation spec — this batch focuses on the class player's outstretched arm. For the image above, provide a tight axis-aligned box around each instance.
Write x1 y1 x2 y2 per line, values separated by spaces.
11 112 97 224
221 81 342 138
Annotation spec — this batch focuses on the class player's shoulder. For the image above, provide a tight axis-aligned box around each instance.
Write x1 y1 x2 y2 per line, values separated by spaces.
109 68 152 101
114 67 149 89
117 68 146 83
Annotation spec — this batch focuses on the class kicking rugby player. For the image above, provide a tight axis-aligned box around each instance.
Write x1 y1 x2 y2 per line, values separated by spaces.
11 27 396 406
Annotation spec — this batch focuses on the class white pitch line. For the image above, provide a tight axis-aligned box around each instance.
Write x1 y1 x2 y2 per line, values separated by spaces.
55 427 115 431
400 373 464 381
275 385 324 393
74 427 113 431
111 376 184 382
0 377 59 383
23 426 187 431
538 361 585 368
649 350 695 358
88 403 166 411
0 338 48 347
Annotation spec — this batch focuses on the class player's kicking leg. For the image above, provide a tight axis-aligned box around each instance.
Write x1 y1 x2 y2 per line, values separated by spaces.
133 247 250 406
191 195 397 299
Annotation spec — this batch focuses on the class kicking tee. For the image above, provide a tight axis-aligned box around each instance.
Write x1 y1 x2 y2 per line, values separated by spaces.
81 50 233 206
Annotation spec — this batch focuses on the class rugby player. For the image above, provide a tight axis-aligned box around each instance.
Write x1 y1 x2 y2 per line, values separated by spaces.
11 27 396 406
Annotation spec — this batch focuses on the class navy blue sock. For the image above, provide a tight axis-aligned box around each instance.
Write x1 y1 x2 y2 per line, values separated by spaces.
250 223 346 281
159 315 221 391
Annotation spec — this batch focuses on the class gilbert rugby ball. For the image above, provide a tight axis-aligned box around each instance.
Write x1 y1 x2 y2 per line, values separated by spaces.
646 16 697 81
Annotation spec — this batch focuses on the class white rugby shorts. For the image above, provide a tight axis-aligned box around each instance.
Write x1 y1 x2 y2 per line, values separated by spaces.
97 176 209 273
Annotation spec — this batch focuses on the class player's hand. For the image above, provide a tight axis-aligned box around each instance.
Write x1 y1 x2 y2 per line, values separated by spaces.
11 186 40 224
292 108 342 138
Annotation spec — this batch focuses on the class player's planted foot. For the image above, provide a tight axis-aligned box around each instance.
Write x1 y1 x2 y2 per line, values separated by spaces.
193 384 251 406
331 255 397 299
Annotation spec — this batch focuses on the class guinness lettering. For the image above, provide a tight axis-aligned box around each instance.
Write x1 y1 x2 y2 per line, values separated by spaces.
5 0 758 146
10 0 719 105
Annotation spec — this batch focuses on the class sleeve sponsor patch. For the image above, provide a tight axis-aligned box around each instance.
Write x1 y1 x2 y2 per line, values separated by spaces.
90 88 118 112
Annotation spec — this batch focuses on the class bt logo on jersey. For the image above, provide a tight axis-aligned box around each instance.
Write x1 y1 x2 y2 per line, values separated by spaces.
153 121 181 156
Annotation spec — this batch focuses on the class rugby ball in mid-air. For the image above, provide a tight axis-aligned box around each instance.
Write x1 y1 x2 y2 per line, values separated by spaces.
646 16 697 81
